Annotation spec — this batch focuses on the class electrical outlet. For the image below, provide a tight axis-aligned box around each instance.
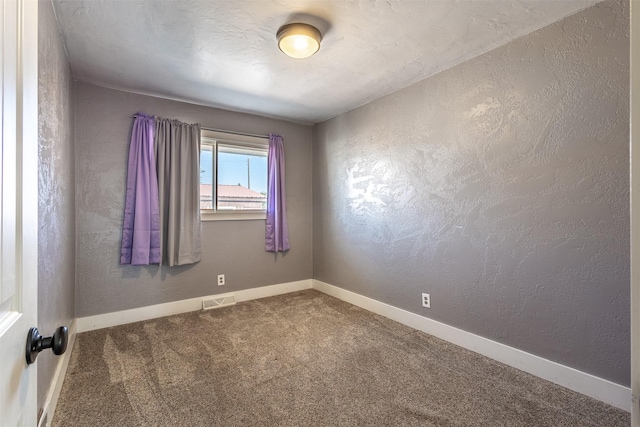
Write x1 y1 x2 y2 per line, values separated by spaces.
422 293 431 308
217 274 225 286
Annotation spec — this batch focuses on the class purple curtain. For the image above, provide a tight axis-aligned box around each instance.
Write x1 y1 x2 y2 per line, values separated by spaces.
120 113 161 265
265 134 290 252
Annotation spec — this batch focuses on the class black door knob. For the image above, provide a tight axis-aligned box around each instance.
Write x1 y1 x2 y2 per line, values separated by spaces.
26 326 68 365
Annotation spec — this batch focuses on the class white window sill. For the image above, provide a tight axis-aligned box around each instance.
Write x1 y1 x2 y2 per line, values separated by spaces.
201 211 266 221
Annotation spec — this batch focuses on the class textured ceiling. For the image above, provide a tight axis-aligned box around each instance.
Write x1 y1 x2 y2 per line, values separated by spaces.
52 0 600 124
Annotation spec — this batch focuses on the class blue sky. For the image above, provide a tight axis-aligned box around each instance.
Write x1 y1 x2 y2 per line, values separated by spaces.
201 150 268 194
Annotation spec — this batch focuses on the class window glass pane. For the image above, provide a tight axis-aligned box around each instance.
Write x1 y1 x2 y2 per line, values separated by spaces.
217 144 267 211
200 145 214 210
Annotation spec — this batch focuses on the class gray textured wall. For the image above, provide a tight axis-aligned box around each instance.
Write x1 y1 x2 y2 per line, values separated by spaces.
313 0 629 385
38 0 76 414
74 83 313 317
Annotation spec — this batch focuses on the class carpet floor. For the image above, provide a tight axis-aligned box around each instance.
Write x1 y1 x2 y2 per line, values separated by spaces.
53 290 628 426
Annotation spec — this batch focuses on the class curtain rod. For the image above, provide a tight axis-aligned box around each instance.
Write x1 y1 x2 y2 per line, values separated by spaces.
132 115 269 139
201 127 269 140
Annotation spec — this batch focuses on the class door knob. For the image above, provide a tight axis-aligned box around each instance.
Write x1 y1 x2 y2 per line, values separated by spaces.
25 326 68 365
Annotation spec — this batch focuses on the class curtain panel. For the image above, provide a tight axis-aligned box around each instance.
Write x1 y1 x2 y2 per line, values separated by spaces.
155 118 202 266
120 113 161 265
265 134 290 252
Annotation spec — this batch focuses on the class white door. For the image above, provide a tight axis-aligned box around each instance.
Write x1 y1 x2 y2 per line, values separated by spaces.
0 0 39 425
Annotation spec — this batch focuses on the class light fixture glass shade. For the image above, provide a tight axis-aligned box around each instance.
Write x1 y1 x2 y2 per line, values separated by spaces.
277 23 321 59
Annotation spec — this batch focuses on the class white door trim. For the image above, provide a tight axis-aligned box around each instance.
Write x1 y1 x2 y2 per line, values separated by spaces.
630 0 639 423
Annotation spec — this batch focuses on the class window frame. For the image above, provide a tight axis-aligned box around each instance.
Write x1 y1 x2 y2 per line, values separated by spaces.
200 129 268 222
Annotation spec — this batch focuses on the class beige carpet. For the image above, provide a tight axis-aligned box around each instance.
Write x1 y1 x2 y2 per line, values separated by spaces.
53 290 628 426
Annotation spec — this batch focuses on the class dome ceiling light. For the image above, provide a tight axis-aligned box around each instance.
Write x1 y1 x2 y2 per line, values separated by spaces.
276 23 322 59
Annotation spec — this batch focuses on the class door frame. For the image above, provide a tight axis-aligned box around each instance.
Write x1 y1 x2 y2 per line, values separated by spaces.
631 0 639 424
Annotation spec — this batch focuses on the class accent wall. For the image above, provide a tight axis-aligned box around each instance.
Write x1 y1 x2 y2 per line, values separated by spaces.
74 84 313 317
38 0 76 416
313 0 629 385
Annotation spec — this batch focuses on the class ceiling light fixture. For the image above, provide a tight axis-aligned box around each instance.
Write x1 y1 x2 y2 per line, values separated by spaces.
276 23 322 59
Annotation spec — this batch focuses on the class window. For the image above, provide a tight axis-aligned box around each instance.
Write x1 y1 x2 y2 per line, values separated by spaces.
200 129 268 221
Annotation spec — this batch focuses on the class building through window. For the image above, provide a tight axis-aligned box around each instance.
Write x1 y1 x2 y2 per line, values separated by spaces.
200 130 268 220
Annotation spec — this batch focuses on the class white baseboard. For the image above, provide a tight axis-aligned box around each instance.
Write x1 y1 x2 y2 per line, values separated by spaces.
77 279 313 333
39 319 77 427
311 279 631 412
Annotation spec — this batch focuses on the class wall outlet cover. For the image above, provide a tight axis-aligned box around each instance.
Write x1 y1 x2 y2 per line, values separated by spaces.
422 293 431 308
